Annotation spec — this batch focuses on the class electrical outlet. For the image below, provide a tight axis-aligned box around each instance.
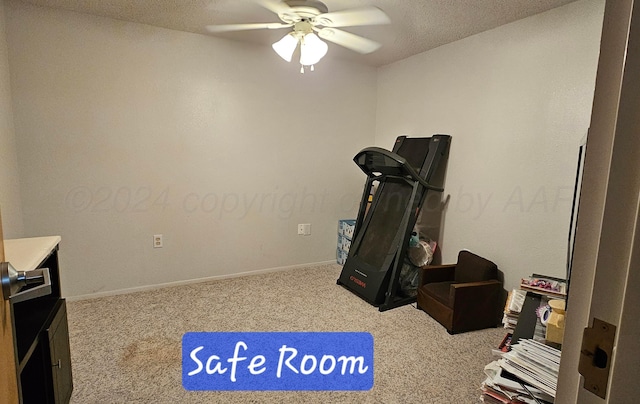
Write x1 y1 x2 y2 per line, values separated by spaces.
153 234 163 248
297 224 311 236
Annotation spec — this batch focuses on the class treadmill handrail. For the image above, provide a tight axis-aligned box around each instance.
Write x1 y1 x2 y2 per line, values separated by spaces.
353 147 444 192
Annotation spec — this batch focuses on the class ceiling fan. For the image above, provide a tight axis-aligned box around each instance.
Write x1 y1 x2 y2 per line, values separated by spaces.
206 0 390 72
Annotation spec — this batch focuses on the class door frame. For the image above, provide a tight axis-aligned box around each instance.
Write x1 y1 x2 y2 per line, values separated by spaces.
556 0 640 402
1 209 20 403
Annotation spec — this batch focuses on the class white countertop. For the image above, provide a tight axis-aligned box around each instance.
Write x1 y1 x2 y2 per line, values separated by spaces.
3 236 61 271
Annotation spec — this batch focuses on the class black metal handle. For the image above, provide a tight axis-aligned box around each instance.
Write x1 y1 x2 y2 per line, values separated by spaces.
353 147 444 192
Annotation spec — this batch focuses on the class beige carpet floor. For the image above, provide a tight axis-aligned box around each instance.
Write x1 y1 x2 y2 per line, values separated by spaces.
66 263 505 403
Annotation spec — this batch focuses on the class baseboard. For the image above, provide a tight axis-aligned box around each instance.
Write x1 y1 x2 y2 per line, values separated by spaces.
66 260 337 302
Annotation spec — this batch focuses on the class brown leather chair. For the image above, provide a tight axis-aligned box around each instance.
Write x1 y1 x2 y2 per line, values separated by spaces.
417 250 503 334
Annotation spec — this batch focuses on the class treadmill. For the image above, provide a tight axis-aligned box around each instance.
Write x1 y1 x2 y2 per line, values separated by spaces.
337 135 451 311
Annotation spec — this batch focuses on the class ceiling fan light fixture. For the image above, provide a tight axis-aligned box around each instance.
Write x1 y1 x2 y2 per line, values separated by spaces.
299 32 328 67
210 1 388 72
272 32 299 62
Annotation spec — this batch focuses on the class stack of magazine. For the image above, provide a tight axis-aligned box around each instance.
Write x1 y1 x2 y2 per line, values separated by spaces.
520 275 567 298
502 289 526 333
481 339 560 403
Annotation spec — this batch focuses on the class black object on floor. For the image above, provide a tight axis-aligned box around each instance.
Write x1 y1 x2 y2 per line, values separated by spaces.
337 135 451 311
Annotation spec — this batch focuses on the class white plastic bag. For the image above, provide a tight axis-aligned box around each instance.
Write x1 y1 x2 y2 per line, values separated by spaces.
408 240 434 267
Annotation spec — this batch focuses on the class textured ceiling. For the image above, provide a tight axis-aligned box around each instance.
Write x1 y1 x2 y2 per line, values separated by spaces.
13 0 579 66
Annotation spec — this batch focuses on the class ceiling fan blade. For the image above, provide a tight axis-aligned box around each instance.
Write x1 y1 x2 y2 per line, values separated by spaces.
316 28 382 54
206 22 292 33
254 0 293 16
313 7 390 28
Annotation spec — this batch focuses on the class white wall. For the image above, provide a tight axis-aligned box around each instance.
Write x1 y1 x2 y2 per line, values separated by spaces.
0 0 23 238
5 1 376 297
376 0 604 290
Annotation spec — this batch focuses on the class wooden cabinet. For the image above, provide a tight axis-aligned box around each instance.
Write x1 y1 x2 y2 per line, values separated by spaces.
5 237 73 404
46 300 73 404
